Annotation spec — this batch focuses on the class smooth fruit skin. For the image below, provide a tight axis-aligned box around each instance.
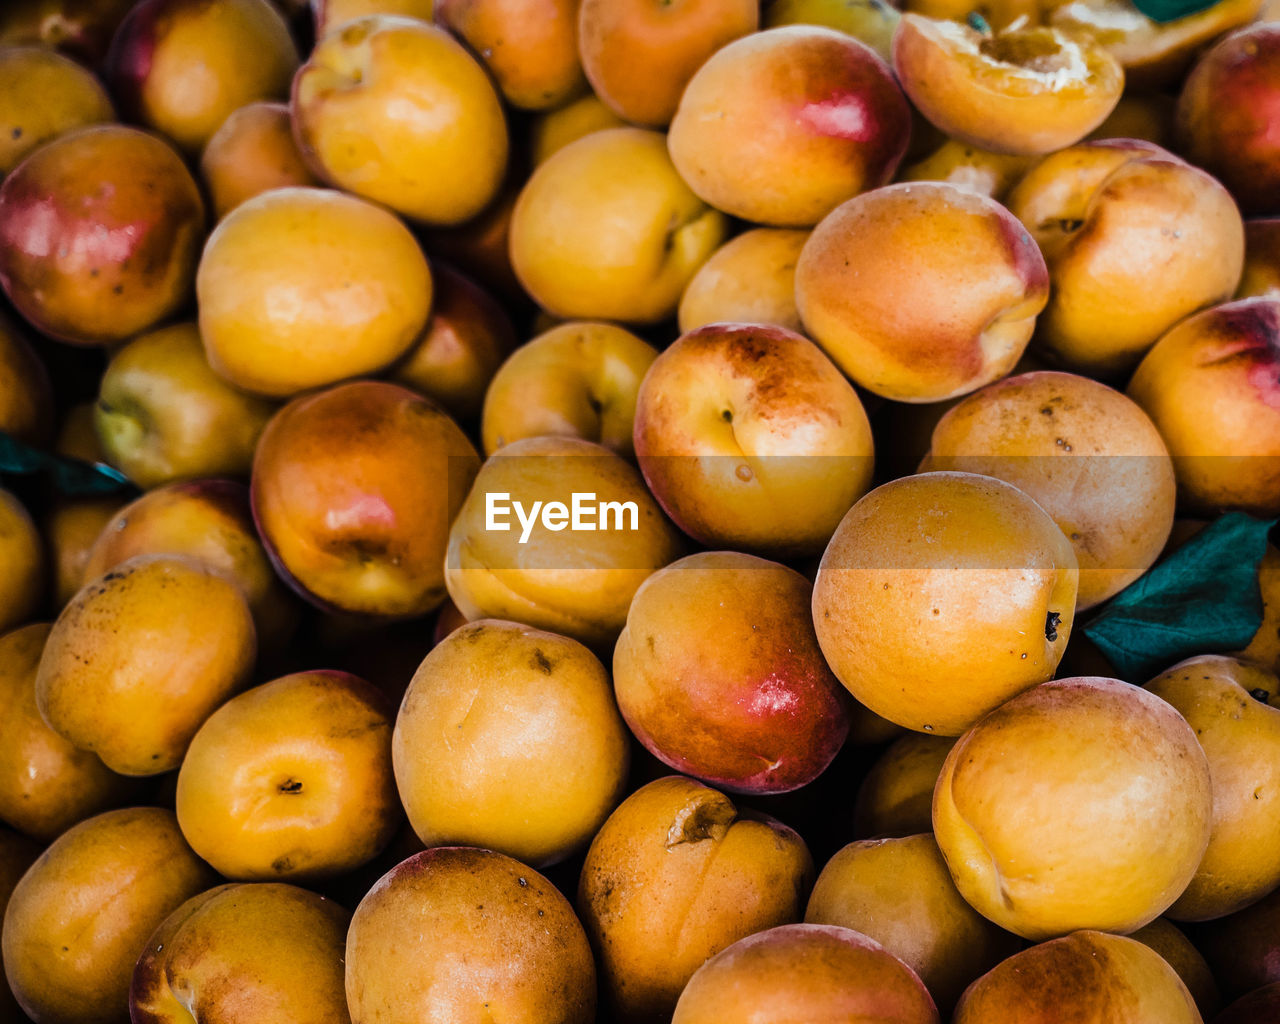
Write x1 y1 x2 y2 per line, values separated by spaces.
812 471 1078 736
393 619 630 867
292 15 508 226
1 807 216 1024
578 0 759 127
391 263 518 425
176 671 399 881
130 883 352 1024
952 930 1202 1023
577 776 814 1023
805 834 1019 1014
667 25 911 227
310 0 435 37
1195 884 1280 1000
1129 918 1222 1019
508 127 727 324
0 624 136 842
853 733 956 839
444 435 684 651
93 322 277 490
1006 139 1244 378
104 0 299 154
481 320 657 458
795 181 1049 402
671 923 940 1024
35 554 257 776
199 101 320 219
1176 23 1280 216
933 677 1213 941
345 847 596 1024
0 125 205 346
1126 296 1280 516
0 829 39 1023
633 322 874 556
0 45 114 175
435 0 586 110
81 479 299 657
613 551 851 794
677 228 808 334
251 380 480 619
196 186 432 398
922 370 1177 610
1144 655 1280 921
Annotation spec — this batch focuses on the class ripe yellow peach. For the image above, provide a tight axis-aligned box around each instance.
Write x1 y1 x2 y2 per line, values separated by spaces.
444 436 684 651
199 101 319 219
934 677 1213 939
509 127 727 323
795 181 1048 402
389 263 517 425
1126 297 1280 515
1129 918 1223 1018
129 883 351 1024
1144 655 1280 921
481 320 657 458
35 555 256 776
0 125 205 346
812 472 1078 735
197 186 432 397
672 924 939 1024
93 322 277 489
1049 0 1261 91
953 930 1201 1022
667 25 911 227
578 0 758 127
529 92 627 165
678 228 808 334
613 552 851 794
393 619 629 866
764 0 901 62
633 322 874 556
922 370 1177 609
853 732 956 838
1 807 215 1024
176 670 399 880
252 380 480 619
0 623 135 841
292 15 508 226
1005 139 1244 378
0 45 113 175
436 0 586 110
346 847 596 1024
578 776 813 1022
104 0 299 154
805 834 1018 1013
82 479 299 657
310 0 434 36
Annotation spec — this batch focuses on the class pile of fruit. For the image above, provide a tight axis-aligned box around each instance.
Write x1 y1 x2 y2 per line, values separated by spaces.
1 0 1280 1020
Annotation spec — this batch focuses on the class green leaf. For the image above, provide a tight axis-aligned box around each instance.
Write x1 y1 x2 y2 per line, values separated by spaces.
1131 0 1219 24
1082 512 1274 681
0 432 132 496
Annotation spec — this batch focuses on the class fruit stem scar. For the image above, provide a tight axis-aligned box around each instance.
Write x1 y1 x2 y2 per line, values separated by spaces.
1251 688 1273 703
1045 611 1061 642
278 778 303 794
